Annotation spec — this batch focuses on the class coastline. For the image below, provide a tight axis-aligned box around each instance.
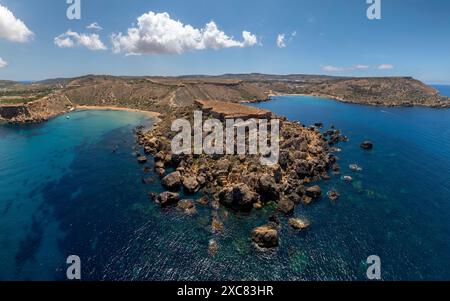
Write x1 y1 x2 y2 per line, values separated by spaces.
268 92 450 108
74 105 161 119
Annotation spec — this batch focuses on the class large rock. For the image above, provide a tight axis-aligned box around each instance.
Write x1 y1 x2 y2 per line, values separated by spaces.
277 195 295 215
218 183 259 211
288 218 311 230
216 159 231 173
182 176 199 193
161 171 181 191
137 156 147 164
157 192 180 207
360 141 374 150
258 174 279 202
251 225 279 249
305 185 322 199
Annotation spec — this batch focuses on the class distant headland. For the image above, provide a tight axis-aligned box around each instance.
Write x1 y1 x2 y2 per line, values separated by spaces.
1 74 449 123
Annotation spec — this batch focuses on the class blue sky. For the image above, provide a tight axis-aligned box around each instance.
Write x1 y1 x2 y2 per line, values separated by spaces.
0 0 449 83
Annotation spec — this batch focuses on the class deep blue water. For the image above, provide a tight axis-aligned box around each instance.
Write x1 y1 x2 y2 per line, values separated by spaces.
432 84 450 97
1 88 450 280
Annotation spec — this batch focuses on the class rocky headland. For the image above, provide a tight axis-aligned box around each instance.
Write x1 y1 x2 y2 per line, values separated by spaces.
136 100 348 251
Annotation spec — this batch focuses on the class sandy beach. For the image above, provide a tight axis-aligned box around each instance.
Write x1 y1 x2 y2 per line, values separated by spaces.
74 105 161 119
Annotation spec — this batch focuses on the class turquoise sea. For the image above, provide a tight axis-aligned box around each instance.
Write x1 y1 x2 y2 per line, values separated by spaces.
1 86 450 280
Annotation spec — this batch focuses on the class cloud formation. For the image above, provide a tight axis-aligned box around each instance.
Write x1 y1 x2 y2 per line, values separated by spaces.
0 4 34 42
321 64 394 72
276 34 286 48
276 31 296 48
0 57 8 68
376 64 394 70
86 22 103 31
54 30 107 51
111 11 258 55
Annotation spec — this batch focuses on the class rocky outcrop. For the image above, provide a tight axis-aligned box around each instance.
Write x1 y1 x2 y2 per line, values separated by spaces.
162 171 182 191
288 218 311 230
0 93 73 123
305 185 322 199
182 175 199 193
251 225 279 249
156 192 180 207
218 184 259 211
177 199 197 215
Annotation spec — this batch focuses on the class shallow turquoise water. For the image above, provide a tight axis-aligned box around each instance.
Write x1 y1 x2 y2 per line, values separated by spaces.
1 91 450 280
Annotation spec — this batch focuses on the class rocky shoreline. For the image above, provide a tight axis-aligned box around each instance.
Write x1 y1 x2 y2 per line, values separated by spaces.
135 101 349 251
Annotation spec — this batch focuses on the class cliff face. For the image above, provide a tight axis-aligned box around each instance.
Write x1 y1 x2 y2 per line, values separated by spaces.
0 93 73 123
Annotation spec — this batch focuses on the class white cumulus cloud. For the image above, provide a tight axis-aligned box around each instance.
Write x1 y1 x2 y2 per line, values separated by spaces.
321 65 344 72
354 64 370 70
321 64 390 72
54 30 107 51
376 64 394 70
0 4 34 42
111 11 258 55
276 34 286 48
86 22 103 31
0 57 8 68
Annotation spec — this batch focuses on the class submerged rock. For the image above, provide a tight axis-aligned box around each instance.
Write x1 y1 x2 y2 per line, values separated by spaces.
342 175 353 182
349 164 363 172
211 215 223 234
327 190 340 201
177 199 197 215
208 239 218 256
360 141 374 150
251 225 279 249
288 218 311 230
157 192 180 207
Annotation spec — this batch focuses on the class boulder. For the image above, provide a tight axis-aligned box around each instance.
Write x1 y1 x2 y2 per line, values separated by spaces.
154 161 165 169
216 158 231 173
251 225 279 249
258 174 279 202
360 141 374 150
157 192 180 207
161 171 181 191
277 195 295 215
305 185 322 199
218 183 259 211
155 167 166 178
137 156 147 164
288 218 311 230
182 176 199 194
